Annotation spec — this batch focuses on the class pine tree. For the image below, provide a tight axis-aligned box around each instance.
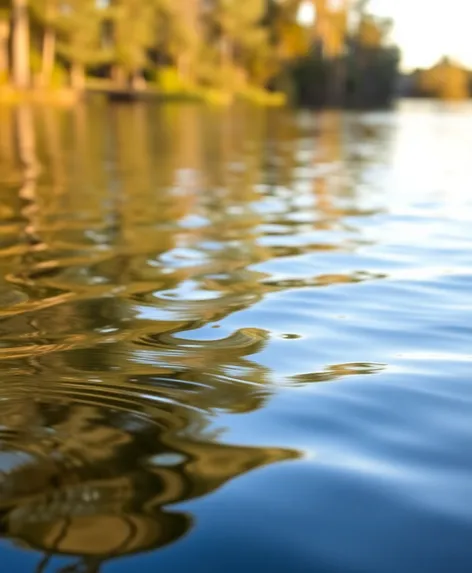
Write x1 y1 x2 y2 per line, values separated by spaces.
55 0 107 90
0 0 399 104
212 0 269 87
348 2 398 108
264 0 311 75
30 0 60 87
164 0 201 85
110 0 164 89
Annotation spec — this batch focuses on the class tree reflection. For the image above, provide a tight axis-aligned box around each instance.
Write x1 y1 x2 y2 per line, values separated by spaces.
0 102 388 571
0 388 294 571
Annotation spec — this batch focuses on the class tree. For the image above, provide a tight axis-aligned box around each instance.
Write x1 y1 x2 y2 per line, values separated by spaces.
290 0 399 108
30 0 60 87
346 1 398 108
419 57 469 100
169 0 201 85
0 6 9 80
55 0 107 90
0 0 400 106
12 0 31 88
316 0 350 105
110 0 165 88
209 0 269 88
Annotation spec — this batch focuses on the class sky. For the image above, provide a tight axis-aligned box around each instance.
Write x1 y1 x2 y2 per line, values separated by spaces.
369 0 472 71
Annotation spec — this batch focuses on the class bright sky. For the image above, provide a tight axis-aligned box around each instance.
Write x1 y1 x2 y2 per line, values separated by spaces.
370 0 472 71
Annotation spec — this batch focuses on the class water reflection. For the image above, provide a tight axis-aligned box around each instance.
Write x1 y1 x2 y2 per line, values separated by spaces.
0 397 292 571
0 100 399 571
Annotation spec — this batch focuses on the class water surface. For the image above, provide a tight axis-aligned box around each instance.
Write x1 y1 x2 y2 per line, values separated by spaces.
0 100 472 572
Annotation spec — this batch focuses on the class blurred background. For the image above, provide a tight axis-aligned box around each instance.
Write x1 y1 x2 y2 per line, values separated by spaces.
1 0 470 107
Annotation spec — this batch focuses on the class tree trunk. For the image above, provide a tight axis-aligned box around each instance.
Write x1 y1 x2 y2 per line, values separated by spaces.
112 64 126 87
176 0 199 85
70 61 85 91
0 20 9 78
12 0 30 89
40 26 55 88
327 57 346 107
220 36 233 69
177 53 191 85
130 70 145 91
354 46 367 108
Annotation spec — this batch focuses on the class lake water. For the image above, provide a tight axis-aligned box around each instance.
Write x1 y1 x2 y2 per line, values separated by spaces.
0 99 471 572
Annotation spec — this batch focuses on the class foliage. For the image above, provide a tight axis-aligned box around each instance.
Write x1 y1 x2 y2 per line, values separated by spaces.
111 0 158 77
55 0 108 67
418 58 469 100
3 0 402 107
30 0 60 26
291 1 400 108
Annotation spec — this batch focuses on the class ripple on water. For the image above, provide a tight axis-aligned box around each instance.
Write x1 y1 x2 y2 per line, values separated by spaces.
0 102 471 572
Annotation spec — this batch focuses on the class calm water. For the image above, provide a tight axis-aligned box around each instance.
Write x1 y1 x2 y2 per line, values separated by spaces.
0 99 471 572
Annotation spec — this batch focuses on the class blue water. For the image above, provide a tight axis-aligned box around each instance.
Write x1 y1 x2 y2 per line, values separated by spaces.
0 100 471 572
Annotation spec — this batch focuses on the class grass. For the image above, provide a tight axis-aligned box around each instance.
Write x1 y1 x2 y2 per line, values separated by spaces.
0 78 287 108
0 86 79 106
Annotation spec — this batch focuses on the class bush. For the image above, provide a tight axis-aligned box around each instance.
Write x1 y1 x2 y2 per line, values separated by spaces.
237 85 286 106
49 64 68 89
156 66 186 94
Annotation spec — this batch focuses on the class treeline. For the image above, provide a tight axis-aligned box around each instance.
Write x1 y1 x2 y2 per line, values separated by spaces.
402 58 472 101
2 0 400 107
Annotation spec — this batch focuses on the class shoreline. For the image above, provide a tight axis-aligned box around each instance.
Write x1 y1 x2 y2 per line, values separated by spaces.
0 85 287 108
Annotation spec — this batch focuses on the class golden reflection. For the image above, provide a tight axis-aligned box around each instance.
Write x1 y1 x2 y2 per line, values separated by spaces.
0 107 16 185
313 112 343 225
0 396 294 570
41 106 65 198
0 102 387 570
16 105 40 219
